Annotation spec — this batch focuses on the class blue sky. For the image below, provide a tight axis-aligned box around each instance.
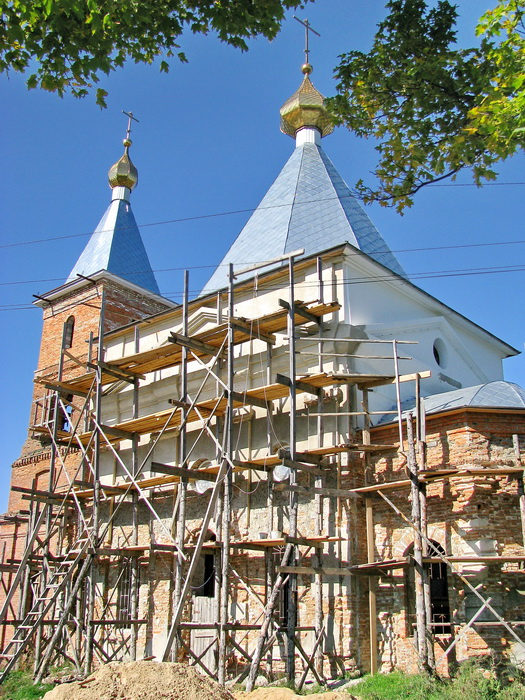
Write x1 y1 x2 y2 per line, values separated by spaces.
0 1 524 511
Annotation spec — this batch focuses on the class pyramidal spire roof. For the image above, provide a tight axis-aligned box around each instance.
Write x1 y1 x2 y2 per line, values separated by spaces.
67 129 160 295
201 67 405 295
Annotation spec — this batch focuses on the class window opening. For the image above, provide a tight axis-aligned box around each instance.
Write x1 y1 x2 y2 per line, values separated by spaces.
63 316 75 349
273 548 296 627
60 393 73 432
202 553 215 598
117 559 133 621
193 553 216 598
427 542 451 633
405 540 451 635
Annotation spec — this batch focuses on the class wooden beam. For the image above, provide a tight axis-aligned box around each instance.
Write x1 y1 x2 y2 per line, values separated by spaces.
226 389 270 411
98 361 145 381
87 362 135 384
281 457 324 476
12 485 73 502
168 398 214 417
275 373 322 396
229 542 271 552
350 479 411 495
278 299 323 326
275 484 358 499
63 349 85 369
276 560 406 576
356 370 432 389
284 535 322 547
99 424 136 439
149 543 180 552
231 459 272 473
169 331 227 359
279 448 325 466
150 462 215 482
90 619 147 626
37 379 89 398
230 317 276 345
99 484 128 496
366 497 378 674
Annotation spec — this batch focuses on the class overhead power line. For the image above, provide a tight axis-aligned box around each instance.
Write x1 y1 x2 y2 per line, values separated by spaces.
1 263 523 310
1 185 524 249
0 239 524 287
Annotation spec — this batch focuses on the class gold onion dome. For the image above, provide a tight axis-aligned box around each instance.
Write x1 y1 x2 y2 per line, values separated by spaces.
108 138 138 190
280 64 334 138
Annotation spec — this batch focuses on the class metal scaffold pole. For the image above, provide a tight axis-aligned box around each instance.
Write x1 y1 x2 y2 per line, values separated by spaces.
218 264 234 685
84 287 106 674
286 255 298 685
34 319 69 673
173 270 189 660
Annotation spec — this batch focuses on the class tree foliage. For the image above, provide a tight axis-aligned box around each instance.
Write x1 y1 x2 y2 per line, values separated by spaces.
1 1 523 210
327 0 525 212
0 0 306 106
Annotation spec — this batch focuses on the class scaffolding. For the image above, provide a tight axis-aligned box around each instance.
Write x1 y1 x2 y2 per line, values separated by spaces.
1 252 524 687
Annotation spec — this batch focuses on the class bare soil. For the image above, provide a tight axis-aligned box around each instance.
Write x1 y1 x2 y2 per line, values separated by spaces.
42 661 235 700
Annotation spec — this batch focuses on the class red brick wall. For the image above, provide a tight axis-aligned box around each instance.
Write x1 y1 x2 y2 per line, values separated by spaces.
363 409 525 673
0 277 171 645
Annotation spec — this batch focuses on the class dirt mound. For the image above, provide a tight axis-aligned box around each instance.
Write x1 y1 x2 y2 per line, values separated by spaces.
42 661 235 700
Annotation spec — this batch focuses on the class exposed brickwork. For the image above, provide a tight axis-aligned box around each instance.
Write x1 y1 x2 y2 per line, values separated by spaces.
0 276 171 648
365 410 525 673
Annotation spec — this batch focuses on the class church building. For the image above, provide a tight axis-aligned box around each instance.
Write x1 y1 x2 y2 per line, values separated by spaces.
0 61 524 687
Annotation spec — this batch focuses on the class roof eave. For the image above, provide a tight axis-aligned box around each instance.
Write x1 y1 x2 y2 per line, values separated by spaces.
340 243 519 358
374 404 525 429
32 270 177 309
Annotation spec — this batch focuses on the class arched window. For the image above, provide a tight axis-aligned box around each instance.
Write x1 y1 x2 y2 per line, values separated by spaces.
405 540 451 635
63 316 75 349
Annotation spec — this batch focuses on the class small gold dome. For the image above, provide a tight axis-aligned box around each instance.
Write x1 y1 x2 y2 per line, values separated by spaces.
108 139 138 190
280 71 334 139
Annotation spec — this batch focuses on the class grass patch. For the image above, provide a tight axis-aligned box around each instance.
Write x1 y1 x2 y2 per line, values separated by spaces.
352 671 437 699
352 659 525 700
0 670 53 700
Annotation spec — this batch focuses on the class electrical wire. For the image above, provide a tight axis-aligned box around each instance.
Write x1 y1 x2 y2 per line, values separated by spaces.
1 239 524 287
1 186 524 250
1 263 524 310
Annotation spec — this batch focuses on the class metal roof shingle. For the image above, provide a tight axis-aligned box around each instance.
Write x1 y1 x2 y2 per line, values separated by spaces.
201 142 405 294
67 198 160 295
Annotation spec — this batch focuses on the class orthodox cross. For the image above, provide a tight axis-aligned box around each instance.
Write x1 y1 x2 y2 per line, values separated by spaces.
293 16 321 64
122 110 139 141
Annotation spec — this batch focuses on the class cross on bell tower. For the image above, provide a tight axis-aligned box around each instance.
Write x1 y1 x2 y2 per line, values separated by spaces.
122 110 139 143
293 16 321 69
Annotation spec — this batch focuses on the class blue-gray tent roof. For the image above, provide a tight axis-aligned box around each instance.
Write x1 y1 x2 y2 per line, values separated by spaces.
67 198 160 295
421 381 525 414
378 380 525 425
201 142 405 295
